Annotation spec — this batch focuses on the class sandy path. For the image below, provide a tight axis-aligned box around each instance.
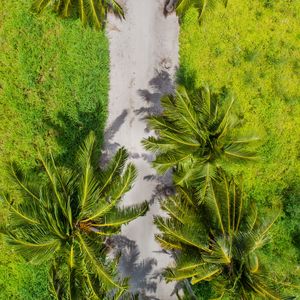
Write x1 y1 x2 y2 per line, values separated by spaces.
104 0 179 298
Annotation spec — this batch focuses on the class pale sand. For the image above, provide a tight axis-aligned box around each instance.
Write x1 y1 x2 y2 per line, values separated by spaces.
104 0 179 298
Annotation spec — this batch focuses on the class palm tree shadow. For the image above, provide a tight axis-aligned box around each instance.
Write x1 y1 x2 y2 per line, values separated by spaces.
100 109 128 165
135 70 174 119
45 102 105 167
109 235 159 299
135 67 199 120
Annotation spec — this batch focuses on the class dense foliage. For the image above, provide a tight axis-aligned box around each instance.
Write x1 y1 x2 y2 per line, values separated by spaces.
3 132 148 299
33 0 124 30
179 0 300 297
0 0 299 298
155 172 290 299
143 85 258 200
0 0 109 297
165 0 228 22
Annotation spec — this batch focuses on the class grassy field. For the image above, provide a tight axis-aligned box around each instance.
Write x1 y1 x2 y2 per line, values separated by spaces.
179 0 300 297
0 1 109 298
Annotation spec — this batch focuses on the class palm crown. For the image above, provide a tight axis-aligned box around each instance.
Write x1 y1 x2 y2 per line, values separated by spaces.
33 0 124 29
154 172 288 299
143 85 258 200
165 0 228 22
3 132 148 299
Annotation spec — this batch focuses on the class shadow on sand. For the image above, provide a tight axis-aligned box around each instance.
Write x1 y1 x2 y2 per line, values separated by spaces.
108 235 159 299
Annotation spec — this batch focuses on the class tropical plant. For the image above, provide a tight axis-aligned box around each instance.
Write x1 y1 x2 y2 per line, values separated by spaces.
33 0 124 29
2 132 148 299
143 85 258 201
154 172 292 299
164 0 228 22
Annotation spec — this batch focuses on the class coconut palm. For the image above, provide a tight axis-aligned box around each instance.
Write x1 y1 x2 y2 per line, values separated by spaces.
33 0 124 30
143 85 258 201
154 172 291 299
2 132 148 299
164 0 228 22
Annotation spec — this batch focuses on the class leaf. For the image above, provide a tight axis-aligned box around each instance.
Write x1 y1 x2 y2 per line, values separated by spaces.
5 234 60 264
110 0 125 19
81 163 137 222
155 234 183 250
154 216 210 252
191 264 222 284
93 202 149 227
32 0 124 30
153 152 192 174
77 232 125 291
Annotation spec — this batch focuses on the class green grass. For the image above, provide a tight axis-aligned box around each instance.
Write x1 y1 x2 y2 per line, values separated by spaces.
179 0 300 297
0 1 109 298
0 0 109 188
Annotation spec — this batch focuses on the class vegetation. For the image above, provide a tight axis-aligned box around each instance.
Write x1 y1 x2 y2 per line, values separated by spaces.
0 0 110 297
0 0 299 298
174 0 300 297
0 0 109 191
0 233 50 300
2 132 148 299
143 85 258 200
165 0 228 22
155 172 291 299
33 0 124 30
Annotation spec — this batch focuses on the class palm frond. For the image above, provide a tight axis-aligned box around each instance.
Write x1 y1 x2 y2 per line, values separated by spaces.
142 136 176 153
9 162 40 201
32 0 124 30
175 252 204 272
202 237 231 264
5 232 60 264
4 194 40 226
164 265 205 282
77 131 100 211
38 152 70 220
32 0 52 13
110 0 125 19
144 84 258 196
156 173 284 299
153 152 192 174
224 146 257 161
154 216 210 252
147 115 182 134
98 147 129 195
4 131 139 299
77 232 125 291
80 163 136 222
176 186 196 206
191 264 222 285
155 234 183 250
174 0 228 24
93 202 148 228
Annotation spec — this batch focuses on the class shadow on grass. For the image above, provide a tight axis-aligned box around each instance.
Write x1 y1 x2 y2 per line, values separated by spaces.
45 102 106 167
282 182 300 259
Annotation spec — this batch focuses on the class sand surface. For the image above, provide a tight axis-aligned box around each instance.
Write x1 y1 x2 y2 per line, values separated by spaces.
104 0 179 298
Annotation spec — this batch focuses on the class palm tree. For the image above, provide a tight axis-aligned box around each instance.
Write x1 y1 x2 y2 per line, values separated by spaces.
143 85 258 201
154 172 291 299
164 0 228 22
33 0 124 30
2 132 148 299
